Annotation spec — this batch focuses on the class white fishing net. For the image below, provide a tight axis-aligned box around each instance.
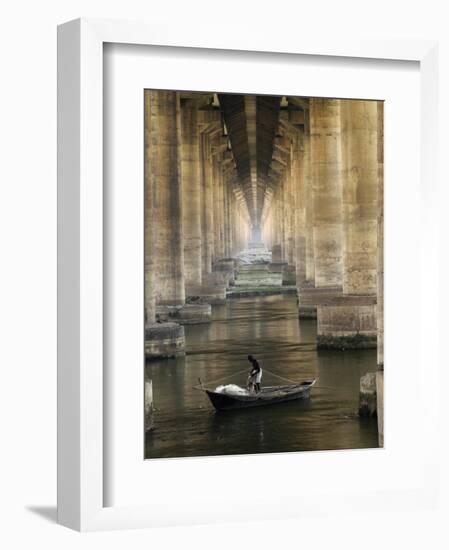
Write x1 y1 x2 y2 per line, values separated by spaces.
215 384 249 396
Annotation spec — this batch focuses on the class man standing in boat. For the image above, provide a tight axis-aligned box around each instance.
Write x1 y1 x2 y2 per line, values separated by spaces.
247 355 262 394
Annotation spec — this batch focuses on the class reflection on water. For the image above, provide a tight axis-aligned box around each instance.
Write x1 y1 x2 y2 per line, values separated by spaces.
145 295 379 459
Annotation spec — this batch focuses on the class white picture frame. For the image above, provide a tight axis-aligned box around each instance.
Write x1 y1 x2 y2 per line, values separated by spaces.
57 17 440 531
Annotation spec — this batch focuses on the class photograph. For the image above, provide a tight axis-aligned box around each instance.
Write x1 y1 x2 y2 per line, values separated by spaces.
144 91 384 460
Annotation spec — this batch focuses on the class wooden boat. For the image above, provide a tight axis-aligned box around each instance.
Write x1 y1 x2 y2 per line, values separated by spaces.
203 379 316 411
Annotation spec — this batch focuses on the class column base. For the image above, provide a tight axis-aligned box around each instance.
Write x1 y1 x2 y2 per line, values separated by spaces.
282 265 296 286
186 284 227 305
144 379 155 432
247 242 265 249
213 259 236 285
204 271 233 288
298 305 317 319
271 244 282 264
145 322 185 359
211 271 234 286
358 372 378 417
227 286 297 299
268 262 287 273
236 264 282 287
317 333 377 350
297 285 341 320
156 303 212 324
316 299 377 350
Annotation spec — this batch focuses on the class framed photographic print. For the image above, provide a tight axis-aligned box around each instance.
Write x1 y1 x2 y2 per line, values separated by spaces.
58 18 441 531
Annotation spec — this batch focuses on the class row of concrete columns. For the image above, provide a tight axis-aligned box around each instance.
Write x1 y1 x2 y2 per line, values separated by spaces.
144 91 251 358
145 92 383 442
145 93 383 355
262 98 383 352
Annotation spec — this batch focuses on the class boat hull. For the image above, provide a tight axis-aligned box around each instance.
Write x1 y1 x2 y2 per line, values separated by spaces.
205 381 315 411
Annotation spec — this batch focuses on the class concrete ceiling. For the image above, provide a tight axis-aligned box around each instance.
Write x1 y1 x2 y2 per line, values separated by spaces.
218 94 281 226
194 92 306 227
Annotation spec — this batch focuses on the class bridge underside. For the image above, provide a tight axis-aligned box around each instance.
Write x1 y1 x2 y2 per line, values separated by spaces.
145 90 383 444
144 90 384 439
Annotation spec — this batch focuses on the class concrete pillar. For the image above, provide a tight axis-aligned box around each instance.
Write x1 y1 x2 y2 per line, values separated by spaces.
309 98 346 338
310 98 343 288
283 157 294 266
226 174 239 256
223 173 232 257
231 192 238 256
199 132 214 275
145 379 154 431
376 101 384 446
151 91 185 306
283 149 297 285
341 99 379 348
293 123 317 317
281 174 288 262
272 243 283 263
144 91 156 325
147 92 211 333
272 187 281 258
212 156 221 264
295 111 318 318
341 100 378 296
185 116 229 305
316 100 379 349
293 128 307 287
376 102 384 368
304 111 315 286
144 91 185 358
359 372 377 417
217 159 226 260
181 99 202 288
267 178 288 283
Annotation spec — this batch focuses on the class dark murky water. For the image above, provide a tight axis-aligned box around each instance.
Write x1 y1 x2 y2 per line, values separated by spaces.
145 294 379 459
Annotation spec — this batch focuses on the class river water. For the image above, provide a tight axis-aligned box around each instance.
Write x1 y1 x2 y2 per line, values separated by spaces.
145 294 379 459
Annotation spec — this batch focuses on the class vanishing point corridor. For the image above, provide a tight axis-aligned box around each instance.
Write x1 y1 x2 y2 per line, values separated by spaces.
144 92 384 457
